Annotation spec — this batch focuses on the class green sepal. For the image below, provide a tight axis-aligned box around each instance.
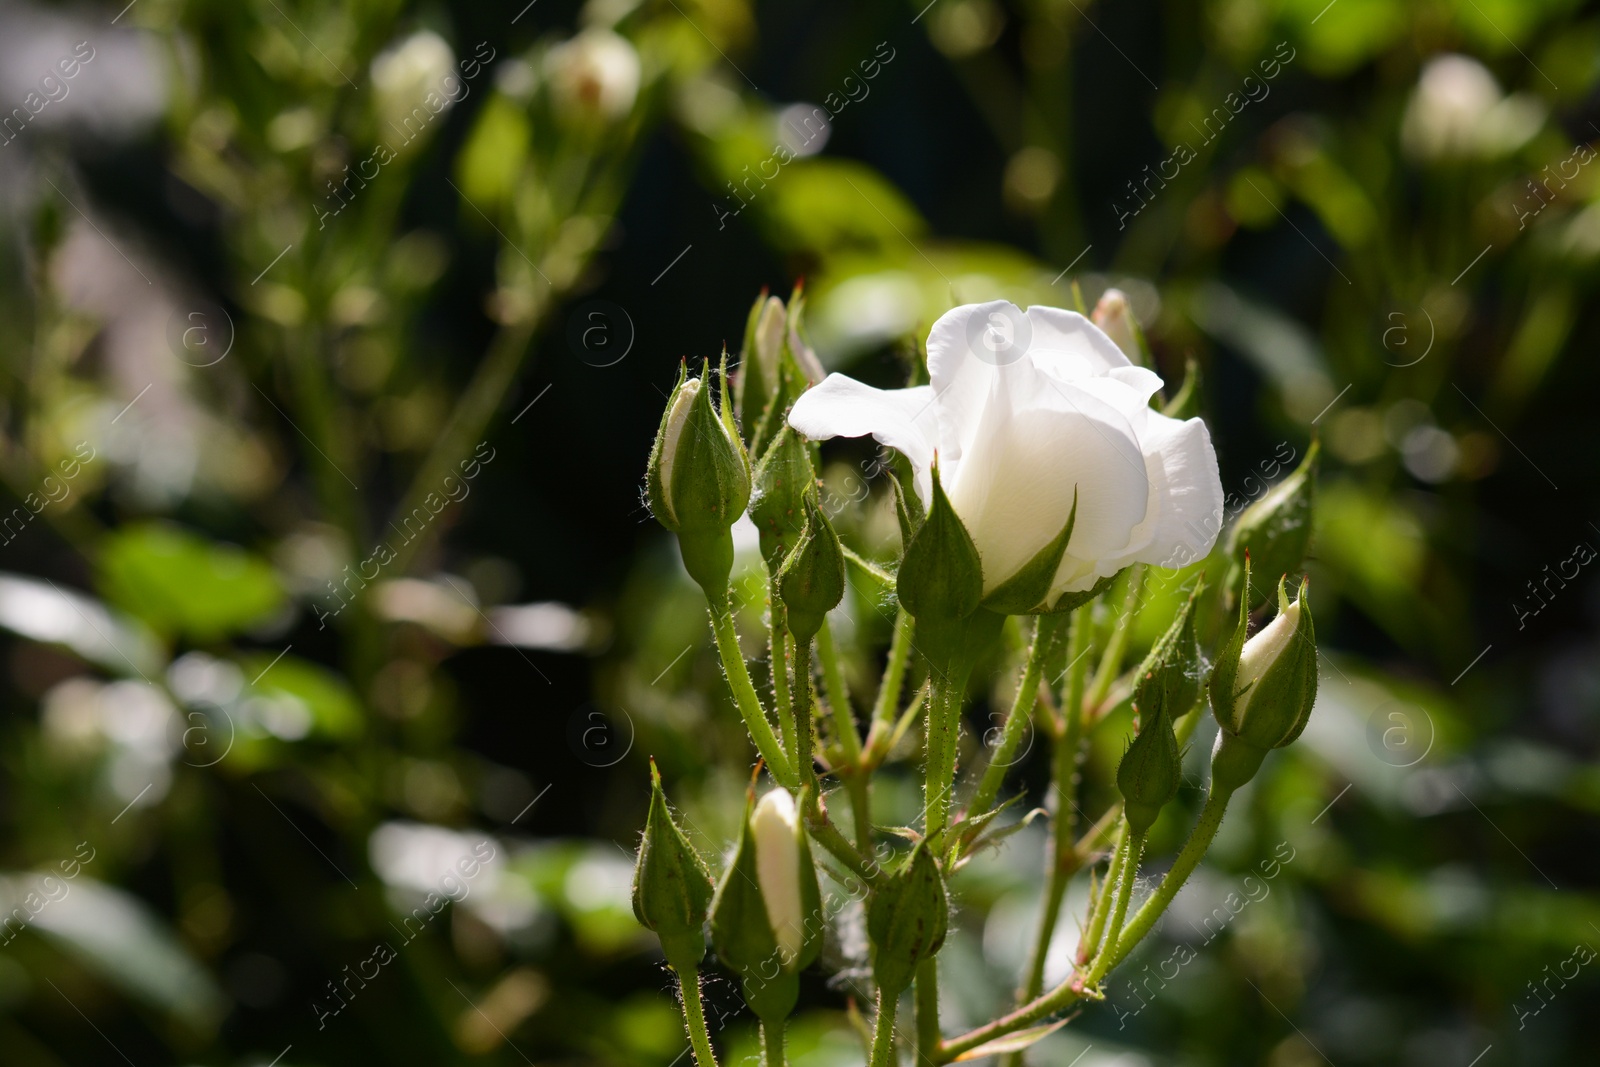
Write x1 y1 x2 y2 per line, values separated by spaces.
1132 580 1204 724
897 464 982 623
889 456 925 551
1161 357 1202 420
1235 576 1318 751
981 489 1077 615
708 795 796 1021
750 424 816 568
632 760 714 970
791 804 824 972
1037 571 1120 616
865 841 949 996
1226 439 1318 609
779 496 846 641
1117 702 1181 834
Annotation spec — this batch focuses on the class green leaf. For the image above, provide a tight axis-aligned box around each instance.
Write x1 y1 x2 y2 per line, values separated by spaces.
950 1019 1071 1061
97 523 284 641
238 652 364 739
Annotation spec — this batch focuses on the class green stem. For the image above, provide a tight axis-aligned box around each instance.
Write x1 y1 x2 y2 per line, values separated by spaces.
386 320 538 576
817 618 862 765
871 988 899 1067
791 635 815 784
946 787 1237 1060
915 959 940 1063
870 610 915 741
707 590 796 787
677 964 719 1067
1085 565 1144 713
923 669 966 841
1103 785 1234 976
1015 609 1090 1006
771 581 794 758
971 615 1064 819
806 802 879 886
1087 828 1146 985
763 1018 785 1067
1076 822 1126 968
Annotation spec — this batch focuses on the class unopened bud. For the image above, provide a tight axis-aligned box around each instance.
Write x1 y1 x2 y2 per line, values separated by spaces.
778 496 846 640
632 761 714 970
865 841 948 995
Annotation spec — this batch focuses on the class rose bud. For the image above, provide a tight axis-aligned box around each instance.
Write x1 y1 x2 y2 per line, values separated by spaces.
632 761 714 971
1117 699 1182 834
647 358 752 595
1209 562 1319 791
1091 287 1149 366
865 840 949 996
778 495 846 641
709 789 821 1022
749 424 816 568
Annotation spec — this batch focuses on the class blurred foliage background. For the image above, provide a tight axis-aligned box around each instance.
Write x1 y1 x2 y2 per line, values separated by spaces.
0 0 1597 1064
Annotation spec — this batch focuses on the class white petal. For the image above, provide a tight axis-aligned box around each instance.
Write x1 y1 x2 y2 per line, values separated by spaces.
945 358 1148 594
923 301 1014 467
1101 413 1224 576
1024 305 1133 379
787 375 939 500
752 790 804 963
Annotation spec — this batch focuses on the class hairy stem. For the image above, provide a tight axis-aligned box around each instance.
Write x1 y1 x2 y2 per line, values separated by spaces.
871 988 899 1067
869 610 915 745
677 963 719 1067
1016 608 1090 1006
970 615 1064 818
792 635 815 784
707 590 795 787
1077 822 1126 968
923 669 966 841
1102 785 1234 976
1087 828 1146 985
763 1018 785 1067
817 618 863 765
1085 566 1145 713
770 581 794 758
915 958 940 1063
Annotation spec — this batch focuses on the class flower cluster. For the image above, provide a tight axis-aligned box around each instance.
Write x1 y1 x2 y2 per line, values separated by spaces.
634 287 1324 1067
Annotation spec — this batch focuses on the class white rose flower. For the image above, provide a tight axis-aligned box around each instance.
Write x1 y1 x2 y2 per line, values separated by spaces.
546 29 641 123
1400 54 1543 163
371 30 458 138
787 300 1224 605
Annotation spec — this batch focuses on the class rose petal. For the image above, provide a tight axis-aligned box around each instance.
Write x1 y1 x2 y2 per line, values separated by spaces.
1024 305 1133 378
787 374 939 498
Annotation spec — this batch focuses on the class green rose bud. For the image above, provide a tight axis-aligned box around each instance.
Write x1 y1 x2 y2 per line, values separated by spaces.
1209 564 1319 791
778 496 846 641
865 841 949 996
735 293 787 445
647 358 752 595
708 789 822 1022
632 760 714 970
750 424 816 568
1226 440 1318 609
1117 703 1182 834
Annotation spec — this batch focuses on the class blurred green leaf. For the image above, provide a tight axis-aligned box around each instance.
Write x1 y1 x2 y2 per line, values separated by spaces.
97 524 285 642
